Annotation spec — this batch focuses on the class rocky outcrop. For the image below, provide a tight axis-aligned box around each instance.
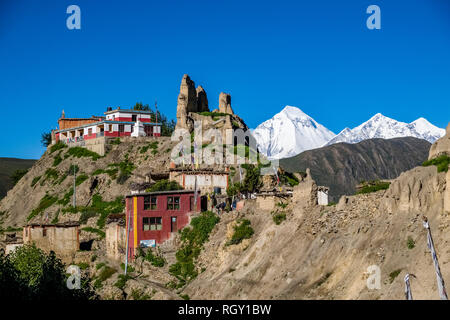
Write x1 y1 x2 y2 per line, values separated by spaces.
292 168 318 206
429 122 450 159
218 92 234 114
196 86 209 112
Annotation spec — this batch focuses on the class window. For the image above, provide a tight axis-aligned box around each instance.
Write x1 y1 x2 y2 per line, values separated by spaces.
132 115 137 122
42 227 47 237
119 124 125 133
143 217 162 231
88 128 92 135
144 196 157 210
167 196 180 210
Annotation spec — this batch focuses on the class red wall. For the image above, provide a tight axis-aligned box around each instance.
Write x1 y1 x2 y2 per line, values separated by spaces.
126 192 200 259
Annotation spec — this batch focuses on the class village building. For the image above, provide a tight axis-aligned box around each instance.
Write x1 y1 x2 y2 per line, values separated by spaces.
169 167 229 195
125 190 200 259
317 186 329 206
53 108 162 143
51 107 162 156
105 214 127 262
23 222 80 260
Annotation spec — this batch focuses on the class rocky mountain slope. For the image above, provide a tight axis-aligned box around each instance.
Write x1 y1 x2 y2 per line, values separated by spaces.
182 158 450 300
0 137 176 229
253 106 335 160
0 157 36 200
326 113 445 146
280 137 431 202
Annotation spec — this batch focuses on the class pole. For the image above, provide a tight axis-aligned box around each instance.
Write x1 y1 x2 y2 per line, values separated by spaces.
73 165 76 207
124 202 132 275
423 216 448 300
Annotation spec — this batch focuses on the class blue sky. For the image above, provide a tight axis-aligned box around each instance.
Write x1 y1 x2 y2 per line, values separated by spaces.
0 0 449 159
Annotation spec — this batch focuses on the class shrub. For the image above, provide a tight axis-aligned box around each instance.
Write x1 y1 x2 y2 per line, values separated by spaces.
114 274 131 290
356 180 391 194
422 155 450 173
41 168 59 185
140 141 158 154
50 141 67 154
407 236 415 249
131 289 151 300
389 269 402 283
97 266 116 282
226 219 254 246
120 263 135 273
58 189 74 206
109 155 135 184
138 248 165 267
95 262 106 270
146 179 183 192
110 138 121 145
66 147 101 161
53 153 63 166
276 201 288 209
2 244 97 299
169 211 219 287
28 195 58 221
279 171 299 186
273 213 286 225
77 262 89 270
31 176 41 187
75 174 89 186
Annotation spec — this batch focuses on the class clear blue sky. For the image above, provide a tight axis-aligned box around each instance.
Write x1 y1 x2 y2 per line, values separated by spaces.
1 0 449 159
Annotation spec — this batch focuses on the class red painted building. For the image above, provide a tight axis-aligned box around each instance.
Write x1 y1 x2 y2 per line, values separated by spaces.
125 190 200 259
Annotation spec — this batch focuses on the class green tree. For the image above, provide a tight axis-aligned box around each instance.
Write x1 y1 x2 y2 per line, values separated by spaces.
1 244 97 300
240 164 262 194
133 102 150 111
41 131 52 147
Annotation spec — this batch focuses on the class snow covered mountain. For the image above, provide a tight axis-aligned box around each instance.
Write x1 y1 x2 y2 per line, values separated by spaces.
326 113 445 146
252 106 336 160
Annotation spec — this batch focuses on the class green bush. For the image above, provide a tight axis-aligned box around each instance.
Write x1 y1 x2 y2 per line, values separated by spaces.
95 262 106 270
77 262 90 270
31 176 41 187
110 138 121 145
1 244 97 299
41 168 59 185
422 155 450 173
146 179 183 192
140 141 158 154
273 213 286 225
226 219 254 246
53 153 63 166
109 155 135 184
138 248 165 267
58 189 74 206
356 180 391 194
114 274 132 290
75 174 89 186
66 147 101 161
50 141 67 154
169 211 219 287
28 195 58 221
120 263 135 273
407 236 415 249
97 266 116 282
389 269 402 283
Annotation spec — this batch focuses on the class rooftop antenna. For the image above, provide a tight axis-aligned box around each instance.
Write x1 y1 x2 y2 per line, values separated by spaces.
155 100 158 124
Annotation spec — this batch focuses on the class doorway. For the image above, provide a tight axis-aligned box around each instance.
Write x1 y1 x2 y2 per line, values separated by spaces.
171 216 177 232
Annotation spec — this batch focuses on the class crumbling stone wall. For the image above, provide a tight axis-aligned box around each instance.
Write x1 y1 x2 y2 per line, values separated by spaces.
105 222 127 262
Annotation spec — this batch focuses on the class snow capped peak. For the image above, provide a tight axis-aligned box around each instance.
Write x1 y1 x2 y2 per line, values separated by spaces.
326 114 444 146
253 106 336 160
254 106 445 160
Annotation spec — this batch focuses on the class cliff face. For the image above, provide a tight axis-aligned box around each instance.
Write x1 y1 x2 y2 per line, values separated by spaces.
280 137 431 202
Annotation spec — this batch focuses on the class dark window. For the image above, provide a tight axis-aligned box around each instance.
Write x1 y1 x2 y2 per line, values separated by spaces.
119 124 125 132
144 196 157 210
167 196 180 210
143 217 162 231
132 115 137 122
42 228 47 237
88 128 93 135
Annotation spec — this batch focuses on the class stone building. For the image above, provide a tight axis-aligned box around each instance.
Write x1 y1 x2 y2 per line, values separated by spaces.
23 222 80 259
105 216 127 262
169 168 229 195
